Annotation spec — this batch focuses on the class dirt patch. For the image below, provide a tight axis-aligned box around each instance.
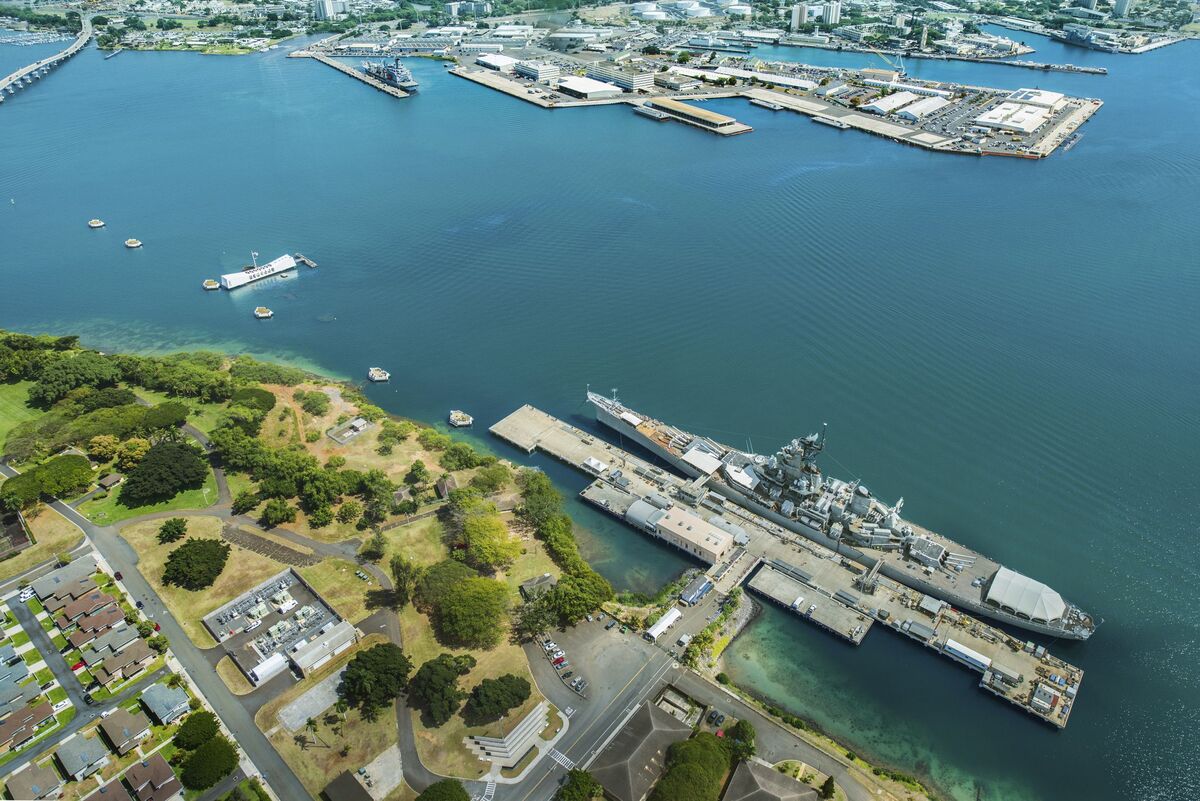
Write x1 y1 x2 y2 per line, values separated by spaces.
221 524 321 567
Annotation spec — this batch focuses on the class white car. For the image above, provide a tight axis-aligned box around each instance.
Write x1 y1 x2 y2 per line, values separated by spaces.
551 650 565 660
100 708 117 718
543 642 558 653
18 589 34 602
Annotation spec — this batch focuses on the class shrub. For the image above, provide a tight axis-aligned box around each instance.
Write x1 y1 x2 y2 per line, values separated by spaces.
162 539 230 590
259 498 296 527
231 489 259 515
293 389 330 416
466 674 530 722
230 387 277 412
157 517 188 544
308 505 334 527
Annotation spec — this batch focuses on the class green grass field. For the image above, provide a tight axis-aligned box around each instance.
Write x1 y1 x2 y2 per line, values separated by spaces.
0 382 38 450
77 469 219 525
134 388 228 434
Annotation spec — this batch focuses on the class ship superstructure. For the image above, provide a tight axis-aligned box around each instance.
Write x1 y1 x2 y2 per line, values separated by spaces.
588 391 1096 641
361 58 418 92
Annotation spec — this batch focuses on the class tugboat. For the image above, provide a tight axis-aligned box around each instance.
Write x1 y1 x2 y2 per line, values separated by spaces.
87 219 105 229
367 367 390 382
254 306 273 319
202 279 220 290
448 410 474 428
362 58 419 92
124 238 142 249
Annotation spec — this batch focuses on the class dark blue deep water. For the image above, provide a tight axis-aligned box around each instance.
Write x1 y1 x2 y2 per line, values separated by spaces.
2 29 1198 801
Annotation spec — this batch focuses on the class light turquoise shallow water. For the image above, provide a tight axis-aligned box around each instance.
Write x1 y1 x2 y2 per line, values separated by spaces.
1 31 1198 801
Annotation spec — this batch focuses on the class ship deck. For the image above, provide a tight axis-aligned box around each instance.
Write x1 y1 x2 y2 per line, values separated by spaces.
491 404 1083 729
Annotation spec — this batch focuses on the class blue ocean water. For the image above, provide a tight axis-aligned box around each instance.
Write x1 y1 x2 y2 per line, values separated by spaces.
1 31 1198 801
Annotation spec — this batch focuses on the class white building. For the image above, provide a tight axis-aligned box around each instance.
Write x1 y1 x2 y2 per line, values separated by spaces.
895 95 950 120
1113 0 1135 16
475 52 519 72
973 101 1050 134
863 79 952 98
822 1 842 25
556 75 624 100
790 3 810 29
291 621 359 676
312 0 347 20
1007 87 1064 110
514 61 560 82
587 61 654 92
862 90 921 115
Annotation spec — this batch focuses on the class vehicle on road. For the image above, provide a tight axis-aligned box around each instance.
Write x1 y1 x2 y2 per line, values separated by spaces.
135 600 144 609
114 571 122 580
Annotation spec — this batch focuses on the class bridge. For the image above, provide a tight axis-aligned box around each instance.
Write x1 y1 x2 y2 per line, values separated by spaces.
0 17 93 101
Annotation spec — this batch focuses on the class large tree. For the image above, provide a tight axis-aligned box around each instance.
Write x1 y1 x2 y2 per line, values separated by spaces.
174 710 218 749
162 539 230 590
465 674 530 723
180 734 238 790
120 441 208 505
435 577 508 649
407 653 476 727
391 554 425 608
0 455 93 511
416 780 470 801
337 643 413 720
27 351 118 407
556 770 603 801
462 511 520 572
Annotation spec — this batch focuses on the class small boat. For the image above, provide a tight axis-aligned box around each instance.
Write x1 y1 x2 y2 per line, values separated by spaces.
367 367 390 382
88 219 105 229
448 410 474 428
254 306 273 319
202 279 220 290
124 238 142 248
750 98 783 111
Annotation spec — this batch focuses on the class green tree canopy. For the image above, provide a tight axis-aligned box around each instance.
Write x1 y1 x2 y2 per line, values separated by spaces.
174 710 219 749
157 517 188 544
337 643 413 719
725 719 756 762
462 510 520 572
180 734 238 789
0 455 93 511
465 674 530 723
27 351 118 407
415 779 470 801
162 538 230 590
556 770 603 801
259 497 296 528
120 441 207 505
407 653 476 727
434 576 508 649
648 732 732 801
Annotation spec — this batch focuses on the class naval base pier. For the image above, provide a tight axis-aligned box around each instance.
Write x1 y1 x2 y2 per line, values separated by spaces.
491 404 1083 730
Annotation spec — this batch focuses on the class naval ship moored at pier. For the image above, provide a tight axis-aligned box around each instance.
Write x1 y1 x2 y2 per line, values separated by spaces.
588 392 1097 641
361 58 418 92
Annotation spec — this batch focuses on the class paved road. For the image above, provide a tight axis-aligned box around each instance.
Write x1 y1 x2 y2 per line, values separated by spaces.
0 463 313 801
9 598 87 711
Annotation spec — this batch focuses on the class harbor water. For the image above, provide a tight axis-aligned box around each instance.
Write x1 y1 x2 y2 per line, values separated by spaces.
1 31 1198 801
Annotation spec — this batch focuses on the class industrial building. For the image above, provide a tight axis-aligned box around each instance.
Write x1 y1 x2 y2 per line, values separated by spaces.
973 101 1050 134
586 61 655 92
514 61 560 82
589 701 691 801
645 98 749 135
556 75 624 100
475 53 519 72
291 620 359 676
644 607 682 641
624 497 734 563
1007 87 1065 109
862 79 952 98
895 96 950 121
862 90 921 115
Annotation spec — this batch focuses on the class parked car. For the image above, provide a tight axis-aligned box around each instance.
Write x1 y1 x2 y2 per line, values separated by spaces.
555 660 570 671
543 641 558 652
135 600 144 610
605 620 617 631
561 671 574 680
101 708 117 718
83 693 95 705
551 650 564 660
716 713 726 726
153 623 160 632
18 588 34 602
575 680 588 692
586 614 593 622
552 656 566 666
598 612 606 621
71 661 85 671
114 571 123 580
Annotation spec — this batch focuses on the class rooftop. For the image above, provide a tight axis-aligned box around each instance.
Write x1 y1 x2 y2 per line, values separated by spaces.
590 700 692 801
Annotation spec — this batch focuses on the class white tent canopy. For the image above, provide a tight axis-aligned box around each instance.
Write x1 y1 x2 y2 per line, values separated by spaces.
985 567 1066 623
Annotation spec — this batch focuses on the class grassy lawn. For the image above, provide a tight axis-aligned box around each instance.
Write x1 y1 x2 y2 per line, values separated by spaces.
399 605 545 779
25 597 44 615
215 655 254 695
134 388 228 435
50 632 68 650
299 559 371 624
48 686 68 703
34 668 52 684
383 516 448 568
0 504 83 582
7 630 29 647
255 634 395 797
119 516 285 648
499 745 537 778
225 471 257 501
39 616 54 631
77 469 219 525
0 381 38 448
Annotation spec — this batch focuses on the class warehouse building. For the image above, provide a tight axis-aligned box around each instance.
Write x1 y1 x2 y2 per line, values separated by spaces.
556 75 623 100
862 90 921 115
896 95 950 120
514 61 560 82
973 101 1050 134
1007 87 1065 109
291 620 359 676
475 53 519 72
625 498 733 564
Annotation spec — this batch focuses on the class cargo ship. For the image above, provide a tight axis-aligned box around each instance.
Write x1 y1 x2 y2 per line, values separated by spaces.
588 391 1097 641
219 252 297 290
362 58 418 92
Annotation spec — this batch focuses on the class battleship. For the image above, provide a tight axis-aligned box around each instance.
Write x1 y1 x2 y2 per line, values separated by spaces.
361 58 418 92
588 391 1097 641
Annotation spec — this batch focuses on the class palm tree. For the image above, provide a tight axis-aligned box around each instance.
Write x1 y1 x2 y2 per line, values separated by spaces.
335 698 349 721
306 717 325 748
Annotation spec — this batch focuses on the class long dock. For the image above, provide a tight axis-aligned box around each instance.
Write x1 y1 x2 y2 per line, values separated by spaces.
0 18 92 100
491 404 1083 729
290 50 409 98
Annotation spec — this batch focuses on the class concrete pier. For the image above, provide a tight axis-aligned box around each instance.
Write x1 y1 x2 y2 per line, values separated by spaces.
290 51 409 98
491 404 1083 729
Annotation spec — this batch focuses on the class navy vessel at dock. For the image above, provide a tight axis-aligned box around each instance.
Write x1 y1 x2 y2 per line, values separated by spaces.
361 58 418 92
588 391 1097 641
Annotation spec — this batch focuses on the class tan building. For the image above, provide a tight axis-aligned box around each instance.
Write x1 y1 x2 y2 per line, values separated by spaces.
625 500 733 564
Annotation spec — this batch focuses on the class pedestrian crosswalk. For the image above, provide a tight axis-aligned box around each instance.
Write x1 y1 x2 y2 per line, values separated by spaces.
548 749 575 770
473 779 496 801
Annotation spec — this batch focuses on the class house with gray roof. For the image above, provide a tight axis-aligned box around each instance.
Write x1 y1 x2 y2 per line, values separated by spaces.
29 555 96 601
140 682 189 725
82 625 139 668
56 733 110 780
722 760 819 801
100 708 151 755
590 700 692 801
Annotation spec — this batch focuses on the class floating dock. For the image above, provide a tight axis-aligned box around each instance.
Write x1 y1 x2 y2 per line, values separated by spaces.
491 404 1083 729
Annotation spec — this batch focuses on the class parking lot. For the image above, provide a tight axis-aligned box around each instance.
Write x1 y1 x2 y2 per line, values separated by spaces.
202 569 340 676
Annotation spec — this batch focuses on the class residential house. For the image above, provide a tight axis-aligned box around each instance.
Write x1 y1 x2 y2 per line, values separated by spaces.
56 590 114 627
124 754 182 801
84 782 133 801
139 683 189 726
100 708 151 755
68 607 126 650
722 760 820 801
3 761 63 799
94 640 155 688
29 556 97 602
82 627 141 668
0 701 54 753
56 733 110 780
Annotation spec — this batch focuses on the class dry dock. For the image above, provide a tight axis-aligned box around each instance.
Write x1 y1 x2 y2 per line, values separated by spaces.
491 404 1083 729
290 51 409 98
